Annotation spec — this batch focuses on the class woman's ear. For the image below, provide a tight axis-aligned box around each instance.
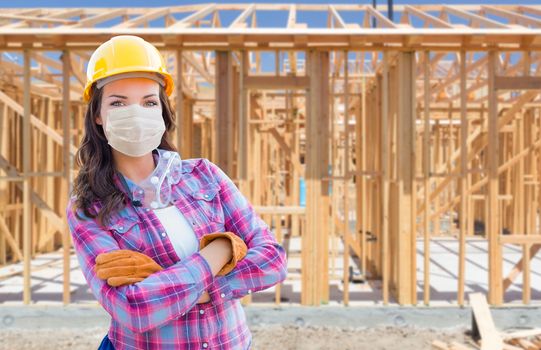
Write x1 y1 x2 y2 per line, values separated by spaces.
96 115 103 126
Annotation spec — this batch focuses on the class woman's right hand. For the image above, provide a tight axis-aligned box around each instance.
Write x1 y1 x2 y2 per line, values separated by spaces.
195 238 234 304
199 232 248 275
198 237 233 276
196 291 210 304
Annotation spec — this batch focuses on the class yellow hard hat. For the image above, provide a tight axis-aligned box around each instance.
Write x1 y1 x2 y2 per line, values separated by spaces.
83 35 174 102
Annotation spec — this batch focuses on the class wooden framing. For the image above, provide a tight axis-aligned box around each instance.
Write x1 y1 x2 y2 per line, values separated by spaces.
0 4 540 307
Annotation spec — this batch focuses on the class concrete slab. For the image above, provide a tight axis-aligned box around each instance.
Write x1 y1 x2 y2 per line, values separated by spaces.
0 237 538 306
1 304 540 331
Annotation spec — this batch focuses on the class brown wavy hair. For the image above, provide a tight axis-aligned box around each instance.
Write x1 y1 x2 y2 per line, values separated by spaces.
71 84 177 227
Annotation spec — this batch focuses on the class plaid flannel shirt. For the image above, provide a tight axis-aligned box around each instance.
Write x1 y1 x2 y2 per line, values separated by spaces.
66 151 288 349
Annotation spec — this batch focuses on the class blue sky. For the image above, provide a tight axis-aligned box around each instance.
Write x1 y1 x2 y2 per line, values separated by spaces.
4 0 541 7
5 0 541 29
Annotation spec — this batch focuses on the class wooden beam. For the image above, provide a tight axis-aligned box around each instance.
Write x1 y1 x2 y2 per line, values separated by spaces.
518 5 541 18
69 55 85 87
58 8 126 28
469 293 504 350
183 52 214 84
502 245 541 291
500 235 541 245
244 75 309 90
287 4 296 28
404 5 453 28
0 156 64 230
229 4 255 28
113 8 169 28
268 128 302 175
329 5 346 28
0 91 77 156
0 13 75 25
0 215 23 262
0 9 83 29
443 5 508 29
482 5 541 27
0 27 538 51
0 54 82 95
168 4 216 29
494 76 541 90
366 5 397 28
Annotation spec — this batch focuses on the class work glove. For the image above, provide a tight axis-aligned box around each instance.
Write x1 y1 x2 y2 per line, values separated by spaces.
199 231 248 276
94 249 163 287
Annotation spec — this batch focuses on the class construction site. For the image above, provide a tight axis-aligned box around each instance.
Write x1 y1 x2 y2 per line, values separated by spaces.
0 2 541 349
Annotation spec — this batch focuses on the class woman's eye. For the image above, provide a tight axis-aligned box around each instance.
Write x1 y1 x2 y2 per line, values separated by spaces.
144 100 159 107
110 100 124 107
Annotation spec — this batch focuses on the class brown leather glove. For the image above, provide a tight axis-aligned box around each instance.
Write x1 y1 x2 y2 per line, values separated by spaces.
199 231 247 276
94 249 163 287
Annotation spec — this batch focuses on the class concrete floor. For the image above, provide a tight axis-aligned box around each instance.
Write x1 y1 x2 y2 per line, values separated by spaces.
0 236 539 306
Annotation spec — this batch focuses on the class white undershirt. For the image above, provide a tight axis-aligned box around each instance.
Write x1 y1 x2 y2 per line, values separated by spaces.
152 205 199 260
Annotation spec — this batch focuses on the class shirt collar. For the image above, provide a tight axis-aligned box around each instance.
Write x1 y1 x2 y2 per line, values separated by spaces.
112 148 194 203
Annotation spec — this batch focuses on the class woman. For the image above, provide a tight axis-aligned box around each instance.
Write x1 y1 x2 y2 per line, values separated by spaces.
66 35 288 350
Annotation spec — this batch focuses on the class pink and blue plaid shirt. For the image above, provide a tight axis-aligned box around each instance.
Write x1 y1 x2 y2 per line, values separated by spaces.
66 150 288 349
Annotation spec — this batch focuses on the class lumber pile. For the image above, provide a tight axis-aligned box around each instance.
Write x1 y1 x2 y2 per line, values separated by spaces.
432 293 541 350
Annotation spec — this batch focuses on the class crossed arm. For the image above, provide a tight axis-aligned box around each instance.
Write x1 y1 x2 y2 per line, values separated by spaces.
94 238 234 303
67 158 287 333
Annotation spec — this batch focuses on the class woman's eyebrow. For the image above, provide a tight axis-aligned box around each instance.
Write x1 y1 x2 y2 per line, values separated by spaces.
107 94 127 99
143 94 157 98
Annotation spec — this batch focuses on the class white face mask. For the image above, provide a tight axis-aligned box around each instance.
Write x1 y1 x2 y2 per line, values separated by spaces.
103 104 166 157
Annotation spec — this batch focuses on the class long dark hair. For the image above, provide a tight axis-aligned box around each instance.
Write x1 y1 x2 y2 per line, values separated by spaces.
71 84 177 227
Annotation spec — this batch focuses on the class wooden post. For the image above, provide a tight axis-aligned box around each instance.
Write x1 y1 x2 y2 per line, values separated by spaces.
320 51 330 305
396 51 415 305
22 49 31 305
175 49 184 154
458 50 468 306
215 51 234 174
0 101 6 266
423 50 431 305
487 50 503 305
522 51 531 305
381 51 390 305
343 50 350 305
304 50 330 305
359 52 367 281
62 49 71 305
237 51 248 188
238 51 252 306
